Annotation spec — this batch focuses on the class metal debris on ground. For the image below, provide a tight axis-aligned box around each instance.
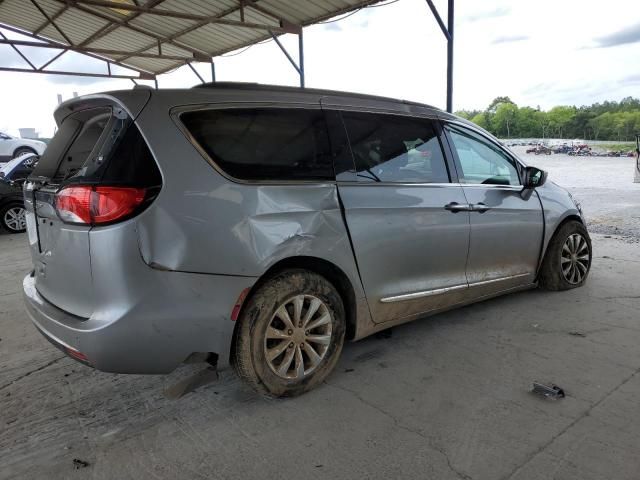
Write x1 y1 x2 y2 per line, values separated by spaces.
532 382 565 399
72 459 90 469
164 366 219 399
568 331 586 337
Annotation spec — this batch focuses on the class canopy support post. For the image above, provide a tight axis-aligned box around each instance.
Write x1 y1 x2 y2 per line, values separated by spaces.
298 29 305 88
425 0 454 112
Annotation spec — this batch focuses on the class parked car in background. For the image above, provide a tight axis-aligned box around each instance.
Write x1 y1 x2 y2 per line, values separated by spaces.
0 152 38 233
22 84 591 397
526 145 552 155
0 132 46 162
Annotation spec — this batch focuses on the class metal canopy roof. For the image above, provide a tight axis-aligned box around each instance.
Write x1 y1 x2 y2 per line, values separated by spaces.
0 0 383 79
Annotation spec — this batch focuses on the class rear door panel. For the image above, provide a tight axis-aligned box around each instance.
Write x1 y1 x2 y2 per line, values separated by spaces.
325 107 471 324
337 183 470 323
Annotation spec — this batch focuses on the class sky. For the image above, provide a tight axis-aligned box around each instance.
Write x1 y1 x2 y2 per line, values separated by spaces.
0 0 639 137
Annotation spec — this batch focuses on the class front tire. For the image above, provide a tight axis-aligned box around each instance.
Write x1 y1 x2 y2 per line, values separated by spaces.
1 204 27 233
539 220 592 291
12 147 36 158
233 270 346 397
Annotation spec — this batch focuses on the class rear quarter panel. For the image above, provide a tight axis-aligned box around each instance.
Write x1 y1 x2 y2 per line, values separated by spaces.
132 90 367 301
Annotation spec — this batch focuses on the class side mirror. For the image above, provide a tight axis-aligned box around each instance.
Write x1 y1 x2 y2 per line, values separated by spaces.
523 166 547 189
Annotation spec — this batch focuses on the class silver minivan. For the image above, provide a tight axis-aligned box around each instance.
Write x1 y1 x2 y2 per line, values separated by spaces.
22 83 591 397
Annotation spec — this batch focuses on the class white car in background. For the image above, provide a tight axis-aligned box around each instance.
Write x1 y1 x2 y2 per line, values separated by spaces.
0 132 47 162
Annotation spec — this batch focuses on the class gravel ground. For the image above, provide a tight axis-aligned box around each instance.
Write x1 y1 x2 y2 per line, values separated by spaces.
513 146 640 242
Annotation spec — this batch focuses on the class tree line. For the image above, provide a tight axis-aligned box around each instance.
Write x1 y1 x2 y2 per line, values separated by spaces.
455 96 640 141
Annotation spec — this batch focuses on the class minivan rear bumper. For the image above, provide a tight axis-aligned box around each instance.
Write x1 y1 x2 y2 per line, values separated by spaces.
23 270 255 374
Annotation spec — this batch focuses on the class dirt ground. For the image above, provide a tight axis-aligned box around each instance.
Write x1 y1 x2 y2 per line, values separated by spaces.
1 155 639 479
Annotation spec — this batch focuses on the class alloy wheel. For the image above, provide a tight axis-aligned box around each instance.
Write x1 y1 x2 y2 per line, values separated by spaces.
264 295 333 380
4 207 26 232
561 233 590 284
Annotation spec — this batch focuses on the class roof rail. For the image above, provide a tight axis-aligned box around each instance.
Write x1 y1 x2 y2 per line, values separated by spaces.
192 81 439 110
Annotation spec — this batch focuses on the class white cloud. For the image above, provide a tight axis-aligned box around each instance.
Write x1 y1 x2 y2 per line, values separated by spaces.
0 0 638 137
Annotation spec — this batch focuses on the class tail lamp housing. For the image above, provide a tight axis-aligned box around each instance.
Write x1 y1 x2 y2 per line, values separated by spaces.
55 185 146 225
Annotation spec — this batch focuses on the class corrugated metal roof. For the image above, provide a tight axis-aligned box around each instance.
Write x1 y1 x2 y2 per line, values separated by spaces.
0 0 384 77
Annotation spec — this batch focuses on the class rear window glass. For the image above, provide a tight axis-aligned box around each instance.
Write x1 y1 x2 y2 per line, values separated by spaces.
31 106 160 187
180 108 334 181
341 111 450 184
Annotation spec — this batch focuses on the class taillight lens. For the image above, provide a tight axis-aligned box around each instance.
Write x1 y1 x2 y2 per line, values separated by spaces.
56 185 146 225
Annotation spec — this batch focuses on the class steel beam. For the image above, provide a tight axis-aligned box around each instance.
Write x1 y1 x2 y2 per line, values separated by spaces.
425 0 454 112
70 0 286 32
298 29 305 88
33 4 68 35
0 39 193 60
188 63 205 84
53 1 212 58
0 22 154 76
0 66 148 79
31 0 74 45
425 0 451 41
77 0 166 47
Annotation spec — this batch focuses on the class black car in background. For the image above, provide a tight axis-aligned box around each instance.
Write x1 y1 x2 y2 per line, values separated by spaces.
0 153 38 233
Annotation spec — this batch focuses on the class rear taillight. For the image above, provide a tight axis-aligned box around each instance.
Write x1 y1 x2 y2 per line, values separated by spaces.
56 185 146 225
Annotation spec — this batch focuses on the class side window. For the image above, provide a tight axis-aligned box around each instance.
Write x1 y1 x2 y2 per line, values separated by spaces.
446 125 520 186
181 108 334 181
340 111 449 183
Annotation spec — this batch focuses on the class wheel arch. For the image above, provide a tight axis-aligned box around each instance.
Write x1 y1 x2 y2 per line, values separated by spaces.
537 213 585 274
12 145 37 157
230 255 358 364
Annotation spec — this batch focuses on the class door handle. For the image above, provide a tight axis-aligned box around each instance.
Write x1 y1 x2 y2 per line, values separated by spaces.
472 203 491 213
445 202 473 212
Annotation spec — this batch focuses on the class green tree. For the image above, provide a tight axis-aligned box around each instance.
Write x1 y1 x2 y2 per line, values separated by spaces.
547 106 576 138
535 110 552 139
462 96 640 141
471 113 489 130
515 107 538 137
492 103 519 138
589 112 613 141
487 96 515 114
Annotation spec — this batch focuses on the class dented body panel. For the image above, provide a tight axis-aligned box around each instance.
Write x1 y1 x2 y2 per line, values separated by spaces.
22 84 586 375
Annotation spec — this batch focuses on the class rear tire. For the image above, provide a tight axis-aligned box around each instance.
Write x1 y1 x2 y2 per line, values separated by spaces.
0 204 27 233
539 220 591 291
233 270 346 397
12 147 36 158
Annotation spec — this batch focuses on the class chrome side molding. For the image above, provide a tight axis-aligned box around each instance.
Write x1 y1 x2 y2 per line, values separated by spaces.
380 273 531 303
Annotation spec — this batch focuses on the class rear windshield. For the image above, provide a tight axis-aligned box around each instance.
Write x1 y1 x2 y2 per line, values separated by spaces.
180 108 334 181
31 106 161 187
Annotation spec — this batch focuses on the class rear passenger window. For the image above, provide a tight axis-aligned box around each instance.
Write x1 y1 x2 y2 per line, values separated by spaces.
340 111 449 183
181 108 334 181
